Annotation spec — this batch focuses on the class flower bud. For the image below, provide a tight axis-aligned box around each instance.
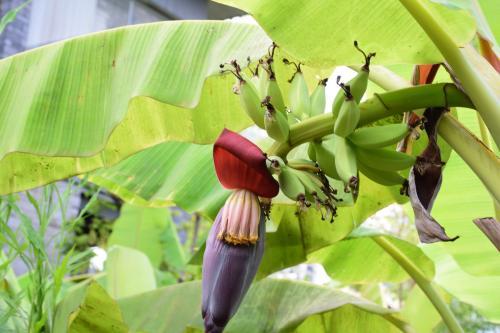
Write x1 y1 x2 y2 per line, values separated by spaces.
202 199 265 332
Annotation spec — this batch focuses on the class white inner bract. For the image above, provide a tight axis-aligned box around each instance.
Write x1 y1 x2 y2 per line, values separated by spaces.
217 189 261 245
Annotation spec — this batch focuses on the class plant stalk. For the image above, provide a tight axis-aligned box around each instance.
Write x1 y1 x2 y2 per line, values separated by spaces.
373 236 464 333
268 83 472 157
438 114 500 208
398 0 500 148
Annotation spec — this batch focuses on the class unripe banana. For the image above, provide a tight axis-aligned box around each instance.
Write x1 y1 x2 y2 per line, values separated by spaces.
310 79 327 117
332 86 344 119
249 73 260 92
264 101 289 143
307 143 317 161
312 139 341 180
287 159 320 173
334 92 360 138
238 80 266 129
278 166 306 201
348 41 375 103
288 70 310 118
348 123 410 149
358 160 406 186
291 169 327 201
221 60 266 129
257 63 269 100
266 78 287 115
332 42 375 116
348 70 369 104
354 146 416 171
333 134 358 190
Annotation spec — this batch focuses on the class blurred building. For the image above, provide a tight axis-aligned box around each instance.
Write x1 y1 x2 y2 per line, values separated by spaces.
0 0 242 58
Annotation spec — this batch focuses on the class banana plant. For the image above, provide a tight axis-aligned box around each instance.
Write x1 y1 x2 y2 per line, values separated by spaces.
0 0 499 332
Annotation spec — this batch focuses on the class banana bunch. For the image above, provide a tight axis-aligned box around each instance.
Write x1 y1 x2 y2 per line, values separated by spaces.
274 158 338 222
220 45 291 142
321 42 415 193
308 127 414 195
221 44 331 143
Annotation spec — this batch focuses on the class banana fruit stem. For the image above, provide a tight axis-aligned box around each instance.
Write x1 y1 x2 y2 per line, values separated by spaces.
268 83 472 156
373 236 464 333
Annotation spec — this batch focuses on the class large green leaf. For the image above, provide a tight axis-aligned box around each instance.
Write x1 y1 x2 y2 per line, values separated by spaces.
423 246 500 323
309 228 435 284
118 281 201 333
0 21 270 194
214 0 475 67
105 245 157 299
108 204 185 268
89 142 227 218
67 282 129 333
295 305 402 333
118 279 407 333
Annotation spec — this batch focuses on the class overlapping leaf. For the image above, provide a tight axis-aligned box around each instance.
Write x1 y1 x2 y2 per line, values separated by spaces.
117 279 407 333
108 204 185 268
423 245 500 323
105 245 157 299
309 228 435 284
0 21 271 194
214 0 476 67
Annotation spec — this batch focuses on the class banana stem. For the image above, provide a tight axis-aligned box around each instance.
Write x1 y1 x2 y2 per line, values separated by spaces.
268 83 472 156
398 0 500 148
438 114 500 206
476 113 492 150
373 236 464 333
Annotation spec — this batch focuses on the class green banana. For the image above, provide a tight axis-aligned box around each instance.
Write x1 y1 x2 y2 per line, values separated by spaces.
291 169 327 202
287 159 320 173
257 61 269 99
312 139 341 180
310 79 327 117
266 77 287 115
332 42 375 116
263 100 289 142
354 147 416 171
307 143 317 161
348 41 375 103
332 82 344 119
348 123 410 149
279 166 306 201
238 80 266 129
333 134 358 191
287 168 338 222
220 60 266 129
288 69 310 118
334 88 360 137
358 160 406 186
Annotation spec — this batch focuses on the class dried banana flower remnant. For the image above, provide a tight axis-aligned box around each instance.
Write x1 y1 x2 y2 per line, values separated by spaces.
202 128 278 333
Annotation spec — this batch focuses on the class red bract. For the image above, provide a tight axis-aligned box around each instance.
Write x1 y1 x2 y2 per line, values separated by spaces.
213 129 279 198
